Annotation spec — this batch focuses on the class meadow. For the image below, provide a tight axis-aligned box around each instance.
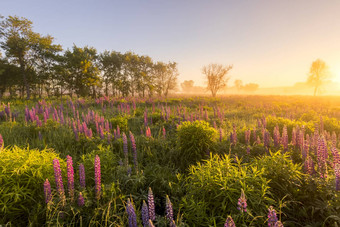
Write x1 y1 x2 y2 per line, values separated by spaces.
0 95 340 227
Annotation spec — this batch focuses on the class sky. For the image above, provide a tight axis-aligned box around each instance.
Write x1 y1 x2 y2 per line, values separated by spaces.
2 0 340 88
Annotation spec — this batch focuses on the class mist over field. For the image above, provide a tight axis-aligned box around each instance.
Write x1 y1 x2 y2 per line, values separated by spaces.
1 1 340 226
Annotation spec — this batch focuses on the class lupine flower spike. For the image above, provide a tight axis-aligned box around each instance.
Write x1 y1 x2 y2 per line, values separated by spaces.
53 159 65 202
141 200 149 227
94 155 101 200
79 163 86 188
0 134 3 150
224 216 236 227
267 206 279 227
66 155 74 201
78 192 85 207
44 179 52 204
166 195 174 221
126 199 137 227
237 189 247 213
148 187 156 221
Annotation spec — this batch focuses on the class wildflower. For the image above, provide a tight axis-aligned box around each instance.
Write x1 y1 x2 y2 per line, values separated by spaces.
224 216 236 227
94 155 101 200
141 200 149 227
78 192 85 207
126 199 137 227
163 127 166 138
317 136 327 178
335 163 340 191
79 163 86 188
148 187 156 221
129 131 138 172
123 133 128 167
0 134 3 150
66 155 74 201
237 189 247 213
267 206 278 227
166 195 174 221
44 179 52 204
53 159 65 201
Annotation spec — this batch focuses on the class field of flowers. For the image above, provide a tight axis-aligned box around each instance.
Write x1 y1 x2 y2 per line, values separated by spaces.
0 96 340 226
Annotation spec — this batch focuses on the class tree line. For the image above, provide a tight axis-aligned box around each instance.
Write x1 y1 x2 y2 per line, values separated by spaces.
0 15 178 99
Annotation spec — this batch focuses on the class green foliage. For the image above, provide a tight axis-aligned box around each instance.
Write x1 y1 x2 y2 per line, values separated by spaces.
181 154 273 226
0 146 65 225
266 115 315 136
176 121 217 171
109 115 128 132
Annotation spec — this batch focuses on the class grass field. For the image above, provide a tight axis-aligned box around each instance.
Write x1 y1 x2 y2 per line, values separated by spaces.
0 95 340 226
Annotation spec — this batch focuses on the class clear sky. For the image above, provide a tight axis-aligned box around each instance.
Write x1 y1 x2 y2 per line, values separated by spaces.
2 0 340 87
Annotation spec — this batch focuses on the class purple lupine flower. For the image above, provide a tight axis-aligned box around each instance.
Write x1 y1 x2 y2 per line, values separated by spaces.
237 189 247 213
123 133 129 167
67 155 75 201
224 216 236 227
335 163 340 191
116 125 121 138
94 155 101 200
317 136 327 179
0 134 3 150
148 187 156 221
126 199 138 227
78 192 85 207
44 179 52 204
79 163 86 189
53 159 65 201
267 206 278 227
166 195 174 221
129 131 138 172
282 126 288 151
141 200 149 227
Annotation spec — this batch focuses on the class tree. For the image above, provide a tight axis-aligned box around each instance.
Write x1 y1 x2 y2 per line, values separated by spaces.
307 59 330 96
234 79 243 91
181 80 194 93
0 15 61 99
64 45 100 97
202 63 232 97
154 61 178 97
243 83 259 93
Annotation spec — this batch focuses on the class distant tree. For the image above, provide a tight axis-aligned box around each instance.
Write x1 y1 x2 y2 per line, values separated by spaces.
0 15 61 99
154 61 178 97
64 45 100 97
243 83 259 92
181 80 194 93
234 79 243 91
307 59 330 96
202 63 232 97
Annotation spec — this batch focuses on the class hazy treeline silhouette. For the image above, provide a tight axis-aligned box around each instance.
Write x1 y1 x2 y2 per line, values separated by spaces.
0 15 178 99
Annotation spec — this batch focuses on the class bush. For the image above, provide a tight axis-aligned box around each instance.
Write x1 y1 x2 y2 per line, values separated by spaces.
0 146 65 225
180 154 274 226
176 121 217 171
109 115 128 132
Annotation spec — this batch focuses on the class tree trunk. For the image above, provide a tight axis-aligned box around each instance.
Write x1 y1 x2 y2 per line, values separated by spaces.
18 56 30 99
314 85 318 96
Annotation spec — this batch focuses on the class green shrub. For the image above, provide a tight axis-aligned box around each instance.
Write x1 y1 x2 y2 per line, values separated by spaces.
176 121 217 171
0 146 65 225
181 154 274 226
109 115 128 132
